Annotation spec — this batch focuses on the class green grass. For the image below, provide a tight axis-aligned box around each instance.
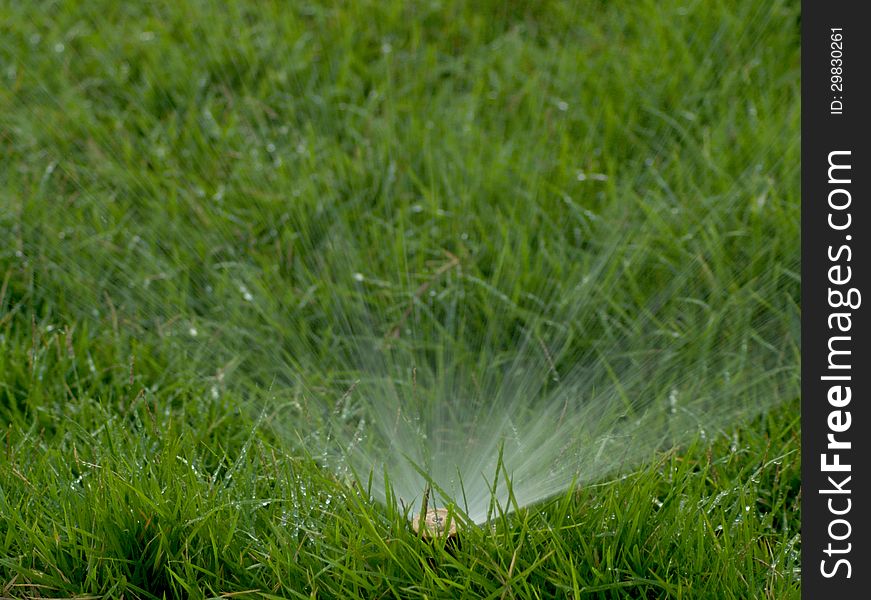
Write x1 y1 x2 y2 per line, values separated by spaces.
0 0 799 597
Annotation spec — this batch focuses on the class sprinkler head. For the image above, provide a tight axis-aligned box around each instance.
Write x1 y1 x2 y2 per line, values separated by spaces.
412 508 458 541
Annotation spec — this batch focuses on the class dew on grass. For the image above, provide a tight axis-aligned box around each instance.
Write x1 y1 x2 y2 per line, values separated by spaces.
239 284 254 302
70 473 87 489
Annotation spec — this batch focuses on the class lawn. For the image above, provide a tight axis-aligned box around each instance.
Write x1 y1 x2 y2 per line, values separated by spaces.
0 0 800 598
